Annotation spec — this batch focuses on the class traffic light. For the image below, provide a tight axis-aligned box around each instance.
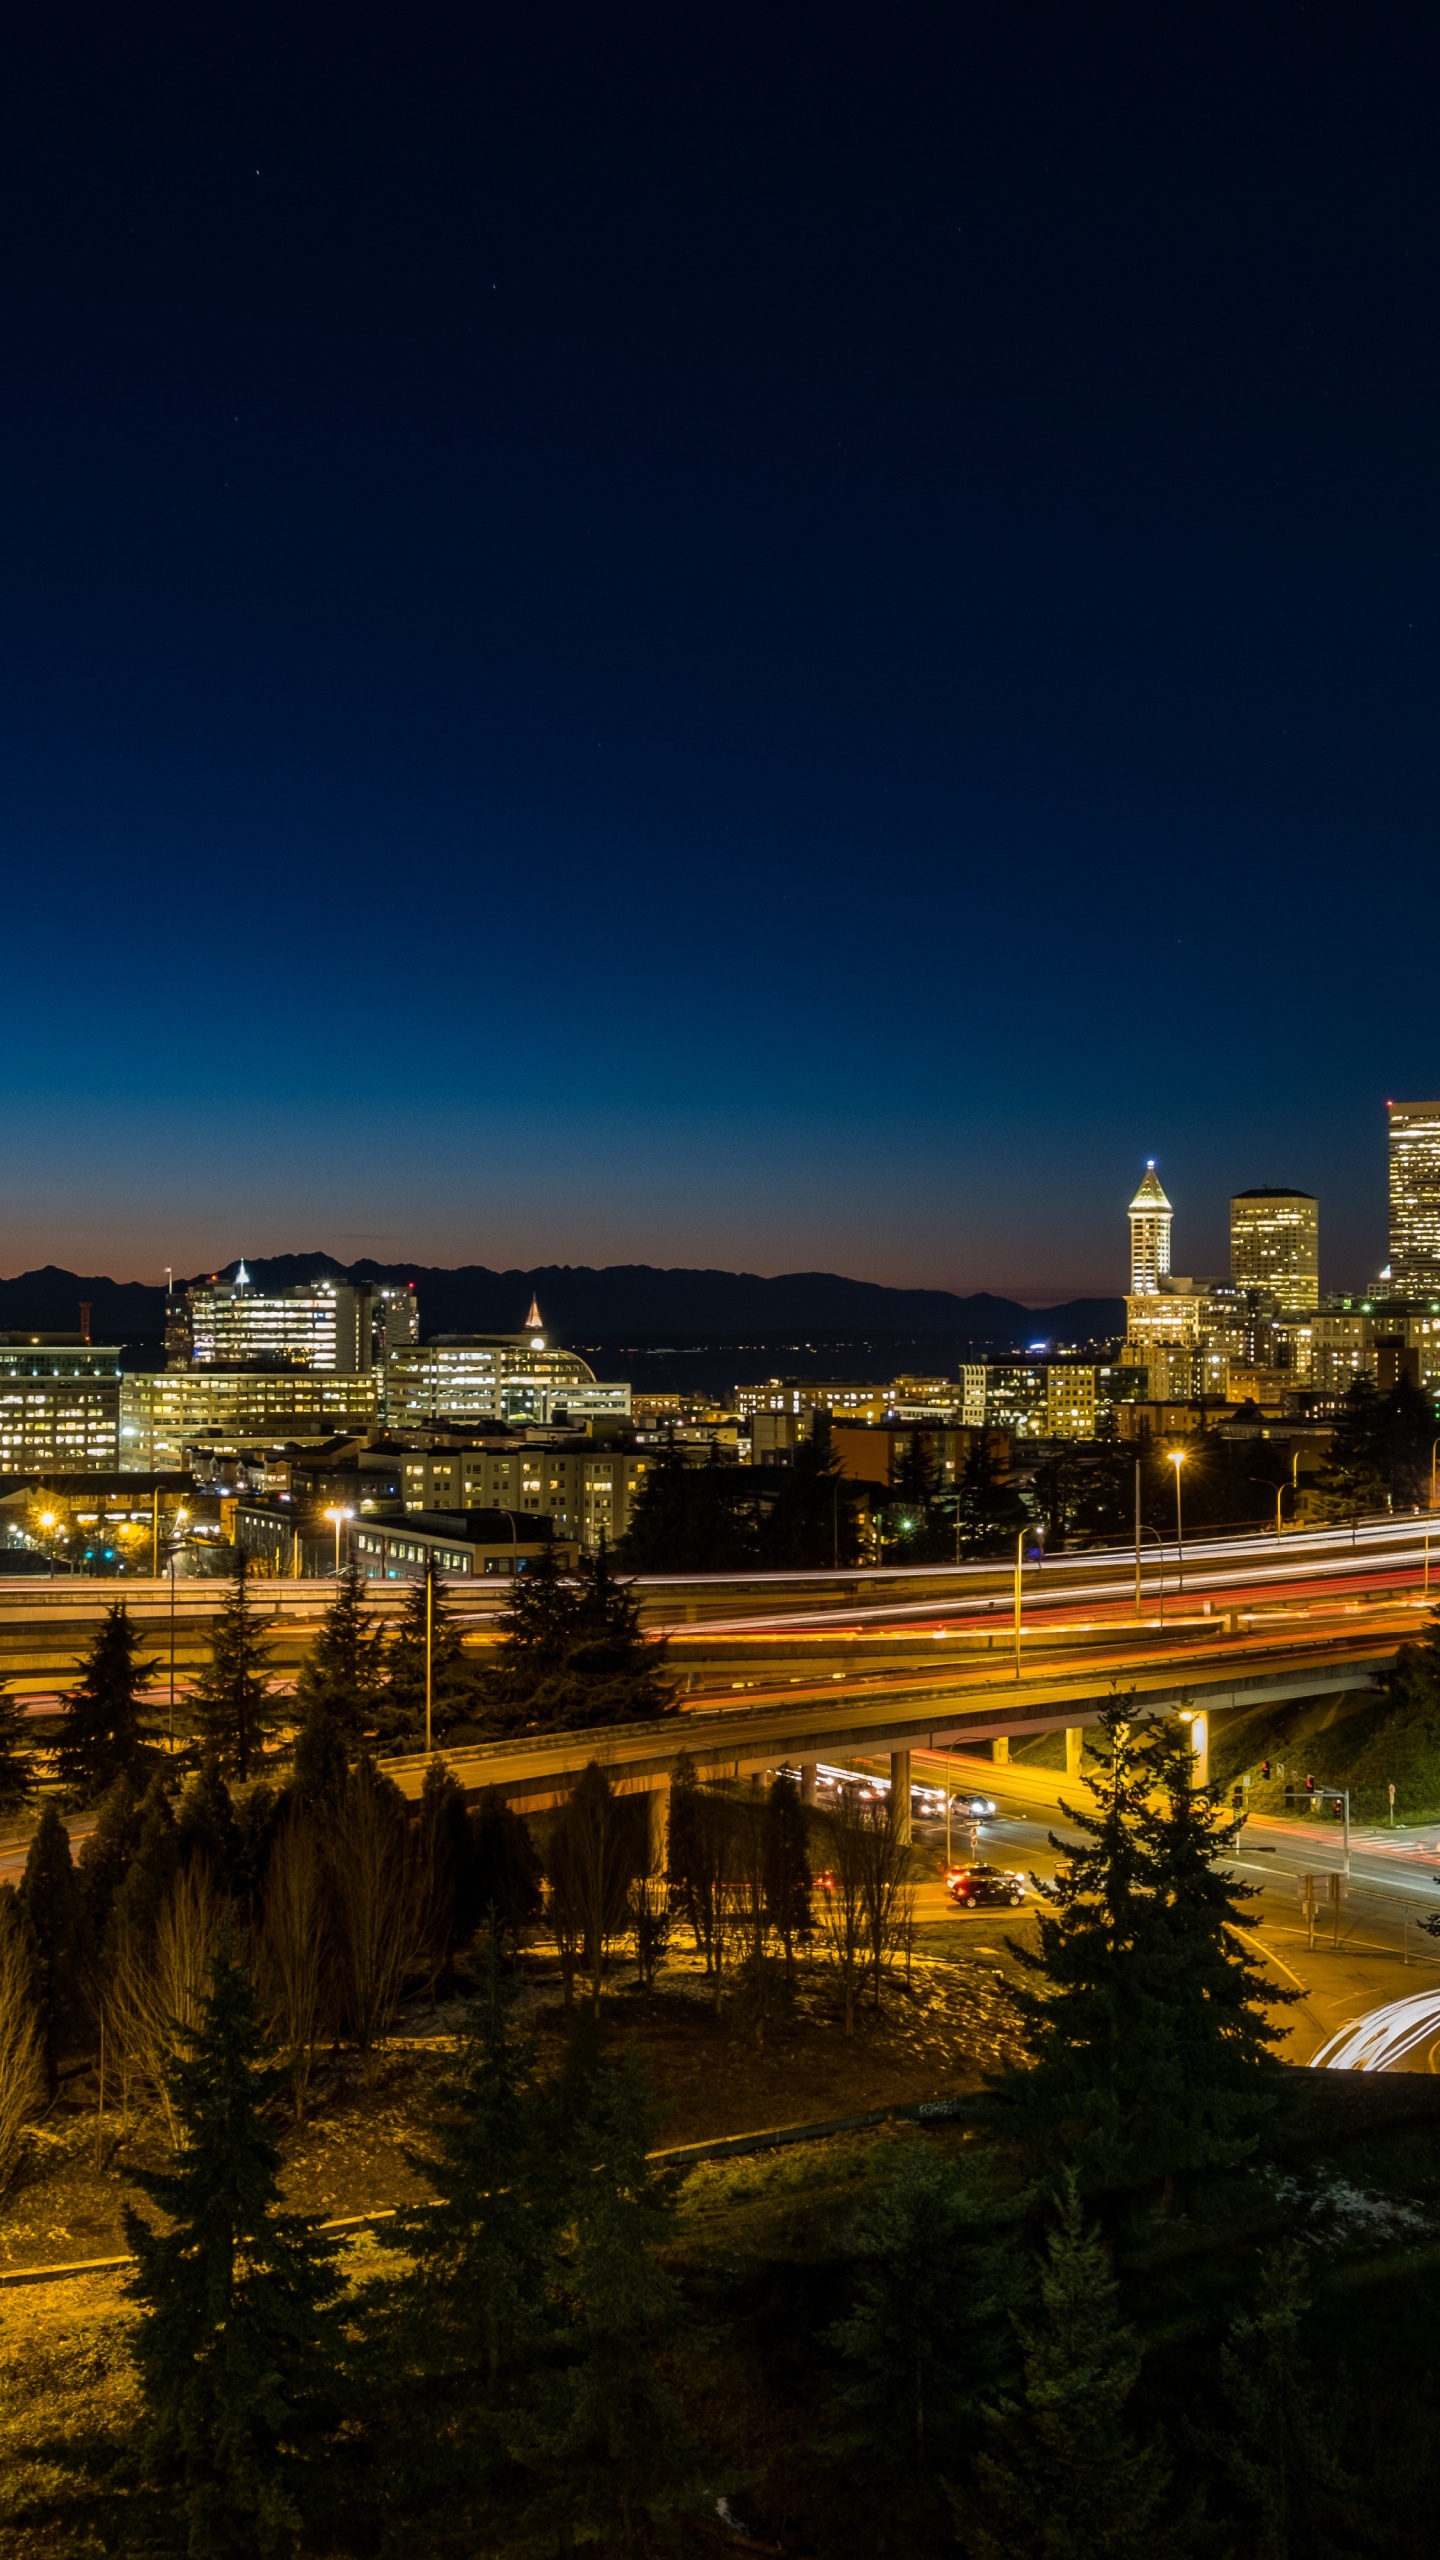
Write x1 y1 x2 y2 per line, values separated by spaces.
1260 1758 1272 1781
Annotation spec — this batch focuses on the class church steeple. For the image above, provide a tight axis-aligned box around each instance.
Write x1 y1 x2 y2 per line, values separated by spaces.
1127 1161 1173 1294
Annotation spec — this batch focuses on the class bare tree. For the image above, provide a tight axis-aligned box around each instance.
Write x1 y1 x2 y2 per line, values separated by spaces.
0 1894 42 2189
816 1788 872 2037
857 1798 915 2009
111 1863 226 2144
255 1813 329 2120
547 1763 641 2017
628 1871 672 1990
329 1758 416 2073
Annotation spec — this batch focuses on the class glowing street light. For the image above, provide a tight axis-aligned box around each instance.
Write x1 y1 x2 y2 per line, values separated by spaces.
323 1506 353 1577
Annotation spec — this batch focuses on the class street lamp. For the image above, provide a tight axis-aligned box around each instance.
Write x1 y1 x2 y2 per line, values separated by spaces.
1013 1527 1025 1681
1169 1450 1187 1592
323 1506 353 1577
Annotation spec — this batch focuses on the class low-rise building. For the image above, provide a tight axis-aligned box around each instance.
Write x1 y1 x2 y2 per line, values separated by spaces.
337 1508 576 1581
397 1437 653 1549
120 1368 379 1472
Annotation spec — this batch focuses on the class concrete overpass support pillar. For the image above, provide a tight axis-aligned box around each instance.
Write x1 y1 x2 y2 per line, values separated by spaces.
645 1780 671 1877
1188 1711 1209 1789
992 1736 1010 1767
1065 1726 1084 1782
799 1762 818 1806
889 1750 912 1844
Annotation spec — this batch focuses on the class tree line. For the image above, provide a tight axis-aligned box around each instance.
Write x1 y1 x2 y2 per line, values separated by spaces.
5 1686 1411 2556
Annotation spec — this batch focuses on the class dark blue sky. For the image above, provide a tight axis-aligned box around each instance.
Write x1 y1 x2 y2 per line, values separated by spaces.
1 5 1435 1298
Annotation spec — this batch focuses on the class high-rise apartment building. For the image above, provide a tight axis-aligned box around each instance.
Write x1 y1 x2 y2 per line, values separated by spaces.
1128 1163 1172 1292
1388 1101 1440 1293
0 1336 121 1471
181 1271 373 1373
1230 1188 1319 1311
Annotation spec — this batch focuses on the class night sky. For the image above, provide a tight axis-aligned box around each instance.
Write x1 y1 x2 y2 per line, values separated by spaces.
2 7 1435 1300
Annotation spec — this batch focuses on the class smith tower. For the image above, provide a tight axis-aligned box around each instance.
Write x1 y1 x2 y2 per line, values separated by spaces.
1128 1162 1173 1294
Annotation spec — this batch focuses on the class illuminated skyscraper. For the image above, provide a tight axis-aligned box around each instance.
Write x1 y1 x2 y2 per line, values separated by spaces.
1230 1188 1319 1311
1128 1162 1172 1293
1389 1102 1440 1293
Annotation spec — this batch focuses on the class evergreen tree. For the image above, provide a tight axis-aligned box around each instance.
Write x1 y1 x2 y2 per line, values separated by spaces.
617 1442 759 1571
19 1801 90 2096
53 1600 155 1803
470 1788 544 1945
757 1412 862 1568
483 1539 675 1734
385 1567 477 1742
825 2143 1022 2555
995 1695 1288 2190
292 1564 386 1742
289 1691 351 1809
411 1756 478 1995
1201 2239 1363 2560
515 2051 718 2550
1141 1714 1294 2158
123 1946 346 2556
883 1434 955 1564
104 1775 181 1970
959 2174 1176 2560
75 1772 143 1945
1309 1377 1392 1522
190 1553 276 1779
176 1755 242 1892
379 1956 559 2536
955 1430 1029 1560
763 1766 813 1976
0 1682 34 1812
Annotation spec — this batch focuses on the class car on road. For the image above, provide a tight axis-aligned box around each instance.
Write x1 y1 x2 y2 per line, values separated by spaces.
945 1862 1028 1908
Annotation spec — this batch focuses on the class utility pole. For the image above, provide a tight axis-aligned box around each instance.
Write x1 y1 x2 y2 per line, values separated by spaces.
424 1566 434 1756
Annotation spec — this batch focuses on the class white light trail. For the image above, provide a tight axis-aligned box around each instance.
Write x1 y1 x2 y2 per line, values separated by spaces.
1311 1987 1440 2071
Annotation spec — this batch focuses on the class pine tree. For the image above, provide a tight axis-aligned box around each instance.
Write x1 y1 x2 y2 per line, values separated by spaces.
955 1430 1028 1561
757 1411 862 1568
1309 1376 1391 1522
995 1695 1290 2192
825 2143 1022 2555
19 1802 90 2096
379 1955 559 2535
884 1435 954 1564
53 1600 155 1803
190 1554 276 1779
470 1788 544 1946
385 1568 477 1742
1203 2239 1363 2558
617 1442 758 1571
515 2052 717 2549
994 1692 1186 2187
763 1766 813 1976
411 1756 478 1995
1140 1715 1294 2164
76 1773 143 1945
0 1683 34 1813
176 1756 242 1892
105 1774 180 1966
484 1540 675 1734
958 2174 1176 2560
123 1946 346 2556
289 1692 351 1809
292 1564 386 1742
